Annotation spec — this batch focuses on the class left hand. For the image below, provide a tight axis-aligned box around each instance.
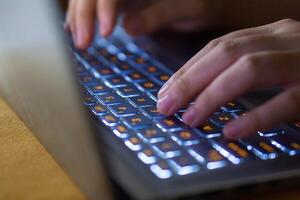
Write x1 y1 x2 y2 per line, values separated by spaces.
157 19 300 139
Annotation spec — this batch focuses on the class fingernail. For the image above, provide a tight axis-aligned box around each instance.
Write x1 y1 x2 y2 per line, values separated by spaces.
224 121 242 139
100 19 109 36
157 95 173 114
183 109 197 126
76 28 84 48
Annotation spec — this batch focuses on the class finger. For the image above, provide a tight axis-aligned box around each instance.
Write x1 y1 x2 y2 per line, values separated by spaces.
123 0 202 36
224 86 300 139
97 0 120 37
157 34 300 116
182 50 300 127
74 0 96 49
158 21 279 95
65 0 76 38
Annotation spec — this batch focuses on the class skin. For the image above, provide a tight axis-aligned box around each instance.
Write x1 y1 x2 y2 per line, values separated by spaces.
157 19 300 139
66 0 300 139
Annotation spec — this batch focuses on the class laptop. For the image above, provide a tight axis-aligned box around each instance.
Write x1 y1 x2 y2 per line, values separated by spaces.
1 1 300 200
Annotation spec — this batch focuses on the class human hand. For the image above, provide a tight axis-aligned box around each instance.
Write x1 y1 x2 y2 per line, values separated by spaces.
65 0 223 49
157 19 300 139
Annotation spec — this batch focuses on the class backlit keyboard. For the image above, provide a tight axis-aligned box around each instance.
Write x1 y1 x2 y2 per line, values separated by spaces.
72 34 300 179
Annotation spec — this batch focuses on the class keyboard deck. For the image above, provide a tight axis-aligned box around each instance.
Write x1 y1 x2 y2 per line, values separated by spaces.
72 34 300 179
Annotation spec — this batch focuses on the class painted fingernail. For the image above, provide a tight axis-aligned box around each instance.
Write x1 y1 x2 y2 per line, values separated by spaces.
183 109 197 126
157 95 172 114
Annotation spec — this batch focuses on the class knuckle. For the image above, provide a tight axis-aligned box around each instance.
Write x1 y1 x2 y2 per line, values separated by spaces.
277 18 297 25
273 18 300 34
171 67 186 82
177 76 191 94
206 38 223 50
240 54 262 79
285 90 300 110
217 40 238 57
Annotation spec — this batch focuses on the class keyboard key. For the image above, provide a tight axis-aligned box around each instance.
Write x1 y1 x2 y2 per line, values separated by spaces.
83 93 97 105
94 47 111 57
90 104 107 115
212 138 252 164
148 91 158 100
189 141 228 170
89 58 104 67
269 134 300 156
131 56 150 66
116 85 140 97
258 129 285 137
142 65 161 75
128 95 156 107
221 101 245 112
154 74 171 84
76 64 87 74
169 153 200 175
124 136 143 151
231 110 247 118
114 63 135 73
126 71 147 81
137 80 160 92
210 113 235 127
213 108 224 114
241 136 279 160
138 147 158 164
109 102 138 117
105 76 128 87
112 124 131 138
150 160 173 179
155 117 186 132
100 112 118 126
136 127 166 143
97 93 124 105
171 129 200 146
140 105 165 119
79 50 95 62
195 121 222 138
104 54 120 63
85 83 111 95
122 114 152 129
79 74 96 84
94 67 116 77
153 139 181 158
95 48 119 62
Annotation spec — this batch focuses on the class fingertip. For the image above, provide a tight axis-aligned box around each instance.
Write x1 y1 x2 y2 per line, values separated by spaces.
223 120 243 139
99 16 108 37
74 30 86 49
182 109 197 127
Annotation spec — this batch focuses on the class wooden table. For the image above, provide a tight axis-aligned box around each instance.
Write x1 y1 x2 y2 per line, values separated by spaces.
0 97 86 200
1 95 300 200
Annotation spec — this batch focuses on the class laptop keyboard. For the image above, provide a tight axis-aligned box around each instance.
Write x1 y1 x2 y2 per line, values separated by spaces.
72 34 300 179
